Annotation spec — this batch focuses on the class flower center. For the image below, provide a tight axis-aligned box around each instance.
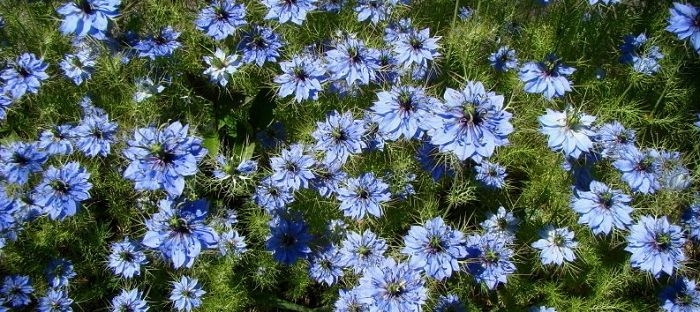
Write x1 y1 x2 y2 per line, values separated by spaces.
50 180 70 194
655 233 671 250
553 234 565 246
281 233 297 246
397 91 414 112
427 236 444 253
12 152 28 165
215 7 230 20
484 249 499 263
357 189 369 199
331 128 347 141
149 143 175 163
252 35 266 48
409 37 423 50
120 251 135 262
18 67 31 77
636 155 655 173
600 192 614 209
79 0 94 14
386 282 405 297
347 46 362 63
357 245 371 256
169 217 191 234
460 104 483 125
293 67 307 81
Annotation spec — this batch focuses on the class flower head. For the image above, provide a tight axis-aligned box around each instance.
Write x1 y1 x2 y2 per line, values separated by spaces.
475 160 507 189
203 48 241 87
309 245 344 286
370 85 435 141
325 36 380 86
195 0 247 41
60 48 97 85
337 173 391 220
519 54 576 100
595 121 636 159
34 162 92 221
142 198 219 269
0 141 48 186
45 259 77 289
339 230 387 274
612 147 662 194
1 53 49 98
1 275 33 307
312 110 366 165
531 226 578 265
392 28 440 68
660 277 700 312
357 257 427 311
107 237 148 279
135 26 182 60
538 106 596 159
625 215 686 277
274 54 326 103
355 0 397 24
253 176 295 214
38 125 75 156
571 181 633 235
464 232 516 290
111 289 149 312
237 26 283 66
269 143 316 191
489 46 518 72
37 289 73 312
266 214 313 265
262 0 316 25
56 0 120 38
666 3 700 55
72 113 118 157
169 276 205 312
401 217 467 280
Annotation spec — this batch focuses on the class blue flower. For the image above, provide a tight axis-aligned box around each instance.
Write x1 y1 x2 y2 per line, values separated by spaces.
169 276 205 312
218 229 247 257
253 176 295 214
355 0 397 24
458 6 473 20
392 28 440 68
266 214 313 265
135 27 182 60
45 259 77 289
357 257 427 312
416 142 454 181
142 198 219 269
464 232 516 290
1 52 49 98
481 206 519 241
531 226 578 265
256 121 286 149
0 141 48 186
612 147 662 194
203 48 241 87
334 288 369 312
595 121 636 159
660 277 700 312
430 81 513 162
262 0 316 25
274 54 326 103
310 162 347 198
571 181 633 235
0 88 19 120
269 143 316 191
657 150 691 191
312 110 366 165
123 121 207 197
538 106 596 159
111 289 149 312
319 0 345 12
337 172 391 220
475 160 507 189
56 0 120 38
561 151 599 191
237 26 283 66
34 162 92 221
666 3 700 55
59 48 97 85
435 294 466 312
1 275 33 307
682 201 700 241
531 307 557 312
37 289 73 312
625 215 686 277
195 0 247 41
309 245 344 286
370 85 435 141
339 229 387 274
107 237 148 279
37 125 75 156
373 49 401 85
133 77 166 102
401 217 467 280
489 46 518 72
72 113 118 157
619 33 664 75
325 36 380 86
384 19 414 45
519 54 576 100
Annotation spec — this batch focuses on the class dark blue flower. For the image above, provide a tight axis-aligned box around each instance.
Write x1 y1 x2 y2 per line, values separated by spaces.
256 121 286 149
613 147 662 194
458 6 473 20
237 26 283 66
519 54 576 100
416 142 454 181
169 276 205 312
309 245 344 286
59 48 97 85
45 259 77 289
253 176 295 214
355 0 397 24
660 277 700 312
56 0 120 38
266 214 313 265
337 172 390 220
135 26 182 60
72 113 118 157
489 46 518 72
34 162 92 221
195 0 247 41
357 257 427 311
310 162 347 198
682 201 700 241
107 237 148 279
619 33 664 75
262 0 316 25
435 294 466 312
334 287 369 312
1 53 49 98
37 289 73 312
666 3 700 55
111 289 148 312
465 232 516 290
142 198 219 269
339 229 387 274
325 36 380 86
270 143 316 191
1 275 33 308
37 125 75 156
123 121 207 197
0 141 47 186
430 81 513 162
312 110 366 165
531 226 578 265
625 215 686 277
401 217 467 280
561 151 600 191
538 106 596 159
475 160 507 189
571 181 633 235
392 28 440 69
274 54 326 102
370 85 435 141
